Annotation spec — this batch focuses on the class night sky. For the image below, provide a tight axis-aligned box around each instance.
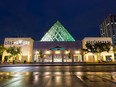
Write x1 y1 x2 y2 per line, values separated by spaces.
0 0 116 44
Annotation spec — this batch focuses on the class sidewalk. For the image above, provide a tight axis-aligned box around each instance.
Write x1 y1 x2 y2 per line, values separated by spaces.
0 62 116 67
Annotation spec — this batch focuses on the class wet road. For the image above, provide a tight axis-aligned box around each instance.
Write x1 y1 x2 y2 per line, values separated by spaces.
0 66 116 87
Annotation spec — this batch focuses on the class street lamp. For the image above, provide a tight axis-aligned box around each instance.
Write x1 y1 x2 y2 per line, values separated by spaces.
65 51 69 54
35 51 39 54
75 51 80 54
55 51 60 54
45 50 51 54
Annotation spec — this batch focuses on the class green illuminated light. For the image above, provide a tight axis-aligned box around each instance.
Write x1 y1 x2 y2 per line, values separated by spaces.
40 21 75 41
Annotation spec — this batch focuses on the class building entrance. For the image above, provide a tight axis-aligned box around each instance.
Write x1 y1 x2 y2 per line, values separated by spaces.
54 55 62 62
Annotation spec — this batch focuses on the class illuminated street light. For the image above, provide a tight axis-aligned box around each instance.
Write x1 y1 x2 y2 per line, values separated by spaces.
45 51 51 54
55 51 60 54
65 51 69 54
75 51 80 54
35 51 39 54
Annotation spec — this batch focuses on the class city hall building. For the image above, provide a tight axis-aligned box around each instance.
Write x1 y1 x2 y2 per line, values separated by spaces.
2 21 115 63
2 21 82 63
33 21 82 63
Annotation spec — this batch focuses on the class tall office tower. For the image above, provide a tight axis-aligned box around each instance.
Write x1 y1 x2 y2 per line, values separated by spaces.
100 15 116 45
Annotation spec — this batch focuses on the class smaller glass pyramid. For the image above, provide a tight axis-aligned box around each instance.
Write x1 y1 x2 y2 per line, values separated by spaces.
40 21 75 41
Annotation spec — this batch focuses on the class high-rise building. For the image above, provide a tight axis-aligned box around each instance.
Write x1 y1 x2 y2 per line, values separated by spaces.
100 15 116 45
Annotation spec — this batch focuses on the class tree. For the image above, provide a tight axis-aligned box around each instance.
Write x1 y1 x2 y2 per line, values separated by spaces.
39 50 44 62
113 45 116 57
0 45 6 55
0 45 6 62
6 46 21 63
68 52 72 59
84 42 95 53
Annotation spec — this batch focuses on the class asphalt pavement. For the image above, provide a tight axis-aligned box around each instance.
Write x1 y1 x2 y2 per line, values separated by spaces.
0 65 116 87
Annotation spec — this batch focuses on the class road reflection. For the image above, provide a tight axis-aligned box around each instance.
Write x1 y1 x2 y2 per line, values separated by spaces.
0 72 116 87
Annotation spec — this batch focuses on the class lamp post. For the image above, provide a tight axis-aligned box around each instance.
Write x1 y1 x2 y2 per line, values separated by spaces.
61 50 64 63
52 51 54 63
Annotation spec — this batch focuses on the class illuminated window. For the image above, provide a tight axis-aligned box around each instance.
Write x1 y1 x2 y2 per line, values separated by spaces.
14 40 30 45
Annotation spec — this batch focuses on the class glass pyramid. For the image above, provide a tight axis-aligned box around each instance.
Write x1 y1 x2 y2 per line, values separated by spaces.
40 21 75 41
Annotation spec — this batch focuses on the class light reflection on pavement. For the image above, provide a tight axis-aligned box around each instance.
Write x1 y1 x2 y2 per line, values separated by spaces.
1 66 116 87
0 72 116 87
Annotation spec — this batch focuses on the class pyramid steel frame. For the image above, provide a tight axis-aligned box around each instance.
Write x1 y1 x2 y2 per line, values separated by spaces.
40 21 75 41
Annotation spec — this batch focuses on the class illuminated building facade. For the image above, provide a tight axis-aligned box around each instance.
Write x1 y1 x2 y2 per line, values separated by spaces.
2 21 82 63
82 37 114 62
33 41 82 62
3 38 34 62
2 21 115 63
33 21 82 62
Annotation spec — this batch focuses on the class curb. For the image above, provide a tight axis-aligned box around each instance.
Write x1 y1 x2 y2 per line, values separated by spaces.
1 63 116 67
